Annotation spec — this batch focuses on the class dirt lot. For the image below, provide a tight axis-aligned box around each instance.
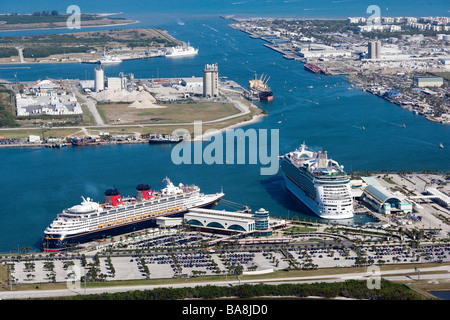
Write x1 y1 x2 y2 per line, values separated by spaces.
97 101 240 125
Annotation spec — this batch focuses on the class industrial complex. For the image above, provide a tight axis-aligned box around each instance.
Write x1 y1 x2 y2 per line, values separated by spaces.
15 79 82 117
229 15 450 124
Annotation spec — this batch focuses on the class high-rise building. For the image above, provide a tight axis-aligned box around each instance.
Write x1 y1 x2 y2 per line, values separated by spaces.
203 63 218 98
368 40 381 59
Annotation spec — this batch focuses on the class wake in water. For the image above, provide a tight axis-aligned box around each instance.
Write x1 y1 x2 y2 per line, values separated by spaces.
376 118 405 127
350 124 366 130
202 24 219 33
404 137 439 148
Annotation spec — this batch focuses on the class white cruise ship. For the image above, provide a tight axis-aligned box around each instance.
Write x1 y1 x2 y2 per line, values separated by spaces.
41 178 223 251
165 42 198 58
280 143 354 219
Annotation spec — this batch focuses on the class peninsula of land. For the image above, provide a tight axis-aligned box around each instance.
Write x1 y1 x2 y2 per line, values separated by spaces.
0 12 137 32
0 28 180 65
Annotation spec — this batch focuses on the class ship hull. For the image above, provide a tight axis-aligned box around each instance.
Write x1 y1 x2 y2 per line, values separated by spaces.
259 93 273 101
282 173 353 220
165 53 198 58
257 91 273 101
40 198 221 252
304 64 320 74
148 138 183 144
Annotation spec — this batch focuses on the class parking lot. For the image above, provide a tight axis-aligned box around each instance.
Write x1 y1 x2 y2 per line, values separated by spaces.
9 231 450 285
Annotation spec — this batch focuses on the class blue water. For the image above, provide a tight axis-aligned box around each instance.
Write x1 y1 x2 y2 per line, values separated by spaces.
0 1 449 252
430 291 450 300
1 0 449 18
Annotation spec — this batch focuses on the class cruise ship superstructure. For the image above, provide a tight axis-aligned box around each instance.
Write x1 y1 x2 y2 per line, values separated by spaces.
41 178 223 251
280 143 354 219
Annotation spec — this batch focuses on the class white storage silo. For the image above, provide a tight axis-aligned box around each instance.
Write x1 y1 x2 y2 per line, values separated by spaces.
94 66 105 92
203 63 218 98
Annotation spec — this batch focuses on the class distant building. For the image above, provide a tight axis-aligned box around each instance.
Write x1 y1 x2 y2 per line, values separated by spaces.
106 75 127 91
28 135 41 143
357 24 400 32
16 80 82 117
297 49 351 58
181 77 203 91
413 76 444 88
368 40 381 59
203 63 219 98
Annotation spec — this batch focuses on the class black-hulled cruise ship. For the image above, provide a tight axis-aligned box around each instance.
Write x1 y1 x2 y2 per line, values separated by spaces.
40 178 223 251
280 143 354 220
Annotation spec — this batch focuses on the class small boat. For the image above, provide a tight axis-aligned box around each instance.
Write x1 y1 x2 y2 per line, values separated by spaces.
439 143 444 149
402 124 406 128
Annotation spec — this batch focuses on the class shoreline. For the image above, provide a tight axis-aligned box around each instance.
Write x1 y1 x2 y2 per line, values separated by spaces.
0 114 267 148
0 20 139 33
193 97 266 141
194 113 266 141
0 97 267 148
0 114 268 149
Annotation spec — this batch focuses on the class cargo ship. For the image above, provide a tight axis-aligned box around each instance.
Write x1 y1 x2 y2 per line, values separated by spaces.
304 63 331 75
248 73 273 101
304 63 321 74
40 178 224 251
280 143 354 220
71 137 100 146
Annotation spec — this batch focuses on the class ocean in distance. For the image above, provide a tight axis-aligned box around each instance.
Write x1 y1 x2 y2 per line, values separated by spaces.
0 0 449 19
0 1 449 252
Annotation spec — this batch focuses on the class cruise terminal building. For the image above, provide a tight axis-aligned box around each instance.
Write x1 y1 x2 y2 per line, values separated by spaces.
184 208 281 236
362 184 413 215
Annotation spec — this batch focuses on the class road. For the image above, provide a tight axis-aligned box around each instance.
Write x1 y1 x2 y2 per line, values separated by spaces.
69 82 105 126
16 47 24 63
1 265 448 300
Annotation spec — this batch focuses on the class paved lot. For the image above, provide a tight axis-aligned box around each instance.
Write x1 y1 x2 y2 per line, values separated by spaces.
8 228 450 285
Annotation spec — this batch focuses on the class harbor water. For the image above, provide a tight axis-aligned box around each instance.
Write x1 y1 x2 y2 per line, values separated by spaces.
0 1 449 252
429 291 450 300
